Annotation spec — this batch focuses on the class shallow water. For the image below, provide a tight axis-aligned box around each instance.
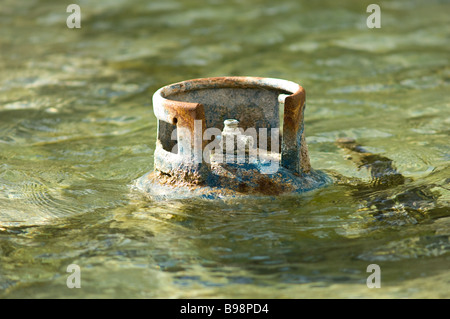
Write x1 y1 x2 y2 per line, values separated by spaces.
0 0 449 298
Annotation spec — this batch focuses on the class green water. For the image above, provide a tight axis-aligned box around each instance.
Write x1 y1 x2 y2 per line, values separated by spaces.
0 0 449 298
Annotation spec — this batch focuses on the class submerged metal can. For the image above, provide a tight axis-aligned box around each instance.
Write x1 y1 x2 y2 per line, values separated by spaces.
134 76 330 199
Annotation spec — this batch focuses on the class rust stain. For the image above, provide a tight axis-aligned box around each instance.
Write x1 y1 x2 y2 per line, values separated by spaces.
283 86 305 137
253 175 285 196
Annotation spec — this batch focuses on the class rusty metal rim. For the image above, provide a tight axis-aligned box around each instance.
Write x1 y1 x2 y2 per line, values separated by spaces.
153 76 304 111
152 76 310 177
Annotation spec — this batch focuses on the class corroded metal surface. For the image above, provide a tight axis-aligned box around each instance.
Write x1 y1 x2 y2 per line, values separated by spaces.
135 162 330 200
135 76 331 199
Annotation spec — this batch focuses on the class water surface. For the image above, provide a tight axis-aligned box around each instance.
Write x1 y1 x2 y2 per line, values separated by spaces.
0 0 449 298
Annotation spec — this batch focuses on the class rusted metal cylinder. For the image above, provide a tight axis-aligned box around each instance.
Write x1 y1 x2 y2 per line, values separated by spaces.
135 76 330 199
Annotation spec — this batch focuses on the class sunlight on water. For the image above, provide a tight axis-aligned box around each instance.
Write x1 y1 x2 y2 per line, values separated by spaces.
0 0 449 298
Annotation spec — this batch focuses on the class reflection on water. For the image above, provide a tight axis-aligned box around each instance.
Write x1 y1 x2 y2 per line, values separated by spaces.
0 0 449 298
